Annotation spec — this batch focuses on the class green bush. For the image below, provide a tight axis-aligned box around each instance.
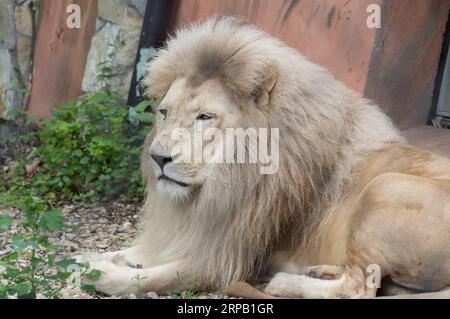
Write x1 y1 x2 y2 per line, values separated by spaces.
3 90 154 203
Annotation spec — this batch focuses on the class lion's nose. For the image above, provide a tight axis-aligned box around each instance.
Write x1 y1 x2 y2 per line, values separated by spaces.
151 154 173 170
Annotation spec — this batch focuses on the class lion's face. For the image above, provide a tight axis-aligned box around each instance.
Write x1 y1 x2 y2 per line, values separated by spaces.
147 77 240 202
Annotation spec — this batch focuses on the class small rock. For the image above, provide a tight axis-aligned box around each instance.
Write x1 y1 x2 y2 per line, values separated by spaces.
62 206 75 214
97 217 108 224
65 234 75 240
145 292 158 299
0 248 12 256
121 221 132 230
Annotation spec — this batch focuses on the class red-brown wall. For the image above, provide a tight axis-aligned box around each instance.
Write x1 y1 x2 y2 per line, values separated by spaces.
172 0 380 93
171 0 450 129
364 0 449 129
28 0 97 118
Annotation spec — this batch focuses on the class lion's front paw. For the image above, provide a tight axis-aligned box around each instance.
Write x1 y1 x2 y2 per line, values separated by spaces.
80 260 135 296
74 251 122 265
264 272 296 297
73 253 94 264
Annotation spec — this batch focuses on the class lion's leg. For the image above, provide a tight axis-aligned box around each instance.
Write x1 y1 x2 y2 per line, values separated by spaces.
80 259 186 296
224 265 345 299
75 245 188 296
344 173 450 295
285 173 450 299
265 264 375 298
75 245 164 268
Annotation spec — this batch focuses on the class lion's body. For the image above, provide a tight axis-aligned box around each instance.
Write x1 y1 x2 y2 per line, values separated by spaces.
265 144 450 297
78 18 450 298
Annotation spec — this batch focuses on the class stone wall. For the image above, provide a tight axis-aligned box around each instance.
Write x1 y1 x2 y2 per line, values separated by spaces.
81 0 145 98
0 0 35 118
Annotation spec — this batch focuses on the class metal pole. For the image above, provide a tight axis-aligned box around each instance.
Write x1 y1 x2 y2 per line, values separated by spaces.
127 0 174 106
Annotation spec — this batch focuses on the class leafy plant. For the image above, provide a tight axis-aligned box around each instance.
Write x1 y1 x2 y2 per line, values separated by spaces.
2 92 154 203
131 274 149 299
0 196 96 299
166 271 199 299
1 30 154 204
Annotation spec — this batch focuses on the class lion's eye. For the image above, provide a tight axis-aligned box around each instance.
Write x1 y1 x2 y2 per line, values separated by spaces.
159 108 168 120
196 113 214 121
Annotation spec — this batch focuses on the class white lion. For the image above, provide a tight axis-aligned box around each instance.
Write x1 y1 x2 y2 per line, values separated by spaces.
78 18 450 298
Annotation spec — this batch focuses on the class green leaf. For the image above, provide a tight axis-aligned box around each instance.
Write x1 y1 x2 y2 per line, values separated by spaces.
81 284 97 292
31 256 45 267
39 209 64 231
56 258 78 269
98 174 111 181
101 67 112 74
4 267 20 279
0 251 19 264
11 235 39 251
18 290 36 299
0 284 6 298
0 215 13 233
137 112 154 123
134 100 154 113
84 269 102 280
9 283 31 296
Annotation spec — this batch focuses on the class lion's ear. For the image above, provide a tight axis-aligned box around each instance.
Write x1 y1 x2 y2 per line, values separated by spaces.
251 63 277 108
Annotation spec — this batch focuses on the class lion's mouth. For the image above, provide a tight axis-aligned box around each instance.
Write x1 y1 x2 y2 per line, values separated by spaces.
158 175 189 187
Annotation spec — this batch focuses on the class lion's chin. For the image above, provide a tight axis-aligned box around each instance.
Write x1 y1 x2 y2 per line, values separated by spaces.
156 178 192 203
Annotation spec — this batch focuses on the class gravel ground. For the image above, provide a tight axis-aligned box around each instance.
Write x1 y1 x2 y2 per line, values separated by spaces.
0 201 227 299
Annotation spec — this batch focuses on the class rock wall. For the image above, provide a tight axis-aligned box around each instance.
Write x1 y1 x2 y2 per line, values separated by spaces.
82 0 145 98
0 1 34 118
